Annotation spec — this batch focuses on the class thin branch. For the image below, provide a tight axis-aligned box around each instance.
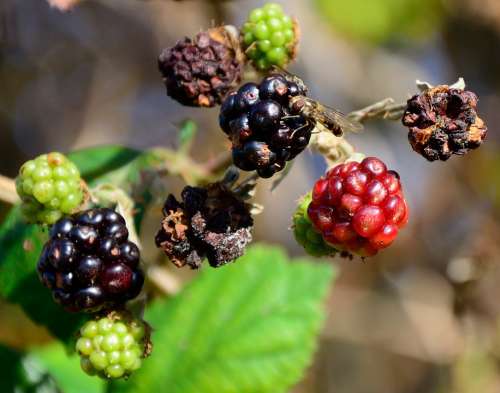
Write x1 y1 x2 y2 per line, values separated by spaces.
0 175 19 205
348 98 407 123
147 266 182 295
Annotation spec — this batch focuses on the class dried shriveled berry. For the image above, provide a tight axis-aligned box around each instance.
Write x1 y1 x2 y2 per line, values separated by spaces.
307 158 409 258
402 85 487 161
37 208 144 312
158 26 244 107
155 183 253 269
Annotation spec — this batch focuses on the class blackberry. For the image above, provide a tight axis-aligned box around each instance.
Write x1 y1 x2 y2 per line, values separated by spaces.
241 3 298 71
158 26 244 107
308 158 409 257
293 193 337 258
220 74 313 178
16 152 85 225
402 85 487 161
155 182 253 269
76 312 150 379
37 208 144 313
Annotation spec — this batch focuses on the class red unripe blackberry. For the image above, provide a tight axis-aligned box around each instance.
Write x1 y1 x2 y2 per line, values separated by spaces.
220 74 313 178
37 208 144 313
307 157 409 257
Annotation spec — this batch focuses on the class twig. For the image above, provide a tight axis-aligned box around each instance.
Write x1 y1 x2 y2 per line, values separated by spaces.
147 266 182 295
0 174 19 205
348 98 407 123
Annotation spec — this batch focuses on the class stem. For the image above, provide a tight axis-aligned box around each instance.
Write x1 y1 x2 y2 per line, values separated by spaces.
348 98 407 123
0 175 19 205
147 266 182 295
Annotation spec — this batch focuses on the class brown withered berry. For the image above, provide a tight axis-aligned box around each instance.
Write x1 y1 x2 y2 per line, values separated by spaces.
158 26 245 107
402 85 487 161
155 183 253 269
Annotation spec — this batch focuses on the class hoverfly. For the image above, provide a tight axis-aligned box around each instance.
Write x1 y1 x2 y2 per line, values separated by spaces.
276 68 364 137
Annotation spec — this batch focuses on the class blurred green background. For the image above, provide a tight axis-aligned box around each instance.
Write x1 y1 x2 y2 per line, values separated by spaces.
1 0 500 392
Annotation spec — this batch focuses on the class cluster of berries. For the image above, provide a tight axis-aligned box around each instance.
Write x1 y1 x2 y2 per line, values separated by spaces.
219 74 313 178
15 152 149 380
154 2 489 260
158 3 298 108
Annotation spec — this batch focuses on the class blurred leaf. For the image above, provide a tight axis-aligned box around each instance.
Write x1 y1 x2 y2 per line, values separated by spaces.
0 344 59 393
110 244 335 393
0 344 24 392
315 0 444 44
69 146 142 185
451 339 499 393
70 145 163 230
0 206 86 344
178 120 198 152
32 343 104 393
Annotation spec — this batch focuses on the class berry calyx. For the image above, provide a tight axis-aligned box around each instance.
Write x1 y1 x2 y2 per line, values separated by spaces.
293 193 337 258
37 208 144 312
307 157 409 257
220 74 312 178
241 3 298 71
76 312 151 379
16 152 85 225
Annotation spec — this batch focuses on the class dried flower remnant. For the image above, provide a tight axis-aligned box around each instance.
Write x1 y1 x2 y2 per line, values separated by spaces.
158 26 244 107
155 182 254 269
402 84 487 161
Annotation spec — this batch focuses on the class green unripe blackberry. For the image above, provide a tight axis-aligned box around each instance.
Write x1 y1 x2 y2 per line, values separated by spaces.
241 3 298 71
76 312 150 379
16 152 85 225
293 193 337 257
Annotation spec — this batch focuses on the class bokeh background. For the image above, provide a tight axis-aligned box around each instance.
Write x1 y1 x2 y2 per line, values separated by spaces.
1 0 500 392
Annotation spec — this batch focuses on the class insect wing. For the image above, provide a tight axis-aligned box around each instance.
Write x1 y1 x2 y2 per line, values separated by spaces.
303 97 364 133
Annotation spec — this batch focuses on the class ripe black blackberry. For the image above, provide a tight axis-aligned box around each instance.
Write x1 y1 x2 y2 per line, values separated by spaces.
37 208 144 313
219 74 314 178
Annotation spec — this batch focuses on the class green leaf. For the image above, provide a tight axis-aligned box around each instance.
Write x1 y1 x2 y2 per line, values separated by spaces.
69 146 142 184
32 343 104 393
0 345 24 392
0 344 60 393
70 145 162 230
110 244 335 393
0 206 86 343
178 120 198 152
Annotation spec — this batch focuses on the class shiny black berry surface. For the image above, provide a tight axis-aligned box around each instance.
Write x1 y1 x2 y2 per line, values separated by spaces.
37 208 144 313
220 74 314 178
